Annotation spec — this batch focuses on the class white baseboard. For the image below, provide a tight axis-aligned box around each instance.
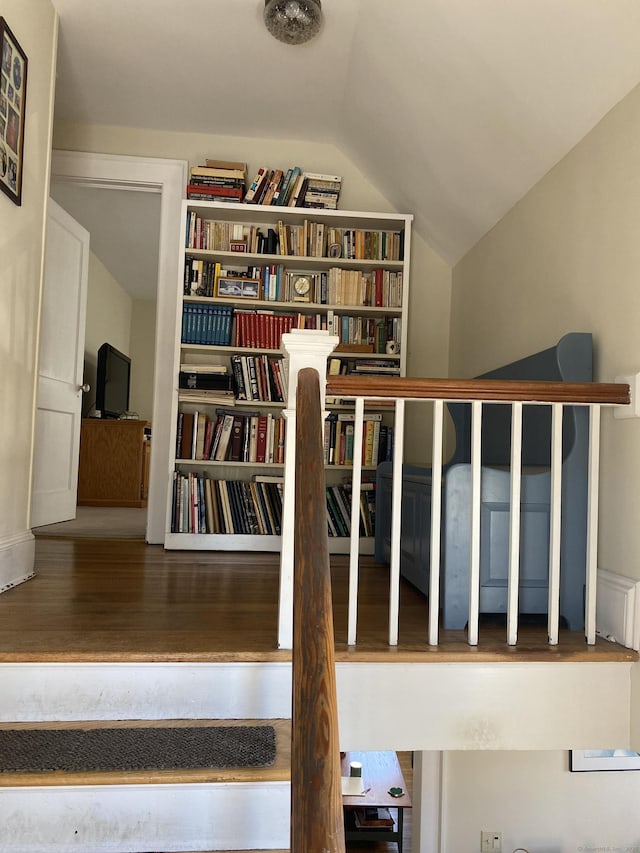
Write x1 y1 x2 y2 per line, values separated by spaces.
597 568 640 650
0 531 36 594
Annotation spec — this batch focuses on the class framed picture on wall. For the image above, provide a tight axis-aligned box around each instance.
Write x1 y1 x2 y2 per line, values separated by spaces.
0 17 27 205
570 749 640 772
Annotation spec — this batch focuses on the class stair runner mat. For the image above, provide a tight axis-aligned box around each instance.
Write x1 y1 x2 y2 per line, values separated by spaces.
0 725 276 773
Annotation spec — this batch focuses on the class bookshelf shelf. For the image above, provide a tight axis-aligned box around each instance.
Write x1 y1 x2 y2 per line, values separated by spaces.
184 249 404 273
165 198 412 551
183 294 403 318
175 459 285 470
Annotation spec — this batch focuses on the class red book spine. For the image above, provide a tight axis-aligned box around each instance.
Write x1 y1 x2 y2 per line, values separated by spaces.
374 268 383 307
256 415 268 463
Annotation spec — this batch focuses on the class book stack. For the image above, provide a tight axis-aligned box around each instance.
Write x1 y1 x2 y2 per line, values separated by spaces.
186 159 247 203
300 172 342 209
244 165 303 207
178 364 235 406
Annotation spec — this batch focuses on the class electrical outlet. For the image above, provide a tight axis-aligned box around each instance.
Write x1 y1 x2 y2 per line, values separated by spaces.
480 830 502 852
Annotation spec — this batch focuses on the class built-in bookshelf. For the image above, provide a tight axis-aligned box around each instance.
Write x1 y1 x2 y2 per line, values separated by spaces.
164 199 412 552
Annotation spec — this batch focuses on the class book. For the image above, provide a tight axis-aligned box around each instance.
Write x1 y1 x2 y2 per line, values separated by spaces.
191 164 246 180
261 169 284 206
229 414 245 462
179 371 234 391
302 171 342 184
204 158 247 172
244 167 269 204
180 363 227 374
214 413 235 461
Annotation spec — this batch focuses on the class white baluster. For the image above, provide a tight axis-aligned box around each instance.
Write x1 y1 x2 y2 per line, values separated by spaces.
507 402 523 646
468 400 483 646
547 403 563 644
428 400 444 646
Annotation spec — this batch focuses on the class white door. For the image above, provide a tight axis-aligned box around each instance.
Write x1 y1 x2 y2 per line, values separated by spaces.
30 199 90 528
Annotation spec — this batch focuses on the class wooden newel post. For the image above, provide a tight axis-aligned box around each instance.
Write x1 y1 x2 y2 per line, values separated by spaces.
291 367 345 853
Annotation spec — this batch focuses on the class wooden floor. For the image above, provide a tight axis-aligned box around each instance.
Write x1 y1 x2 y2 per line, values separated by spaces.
0 536 633 663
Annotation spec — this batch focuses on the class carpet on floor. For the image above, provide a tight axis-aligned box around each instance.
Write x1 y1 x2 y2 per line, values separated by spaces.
0 725 276 773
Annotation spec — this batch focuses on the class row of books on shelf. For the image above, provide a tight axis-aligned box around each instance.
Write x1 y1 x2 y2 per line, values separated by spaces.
328 356 401 378
243 167 341 209
181 303 401 353
176 409 285 464
170 473 283 536
169 472 376 539
185 214 403 262
231 353 287 402
185 160 342 210
179 355 286 404
327 482 376 539
324 413 393 468
184 257 403 308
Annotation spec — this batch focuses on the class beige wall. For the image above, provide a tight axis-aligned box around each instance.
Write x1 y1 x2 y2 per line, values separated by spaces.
83 255 156 420
452 82 640 586
129 299 156 422
449 83 640 843
0 1 57 585
83 251 133 416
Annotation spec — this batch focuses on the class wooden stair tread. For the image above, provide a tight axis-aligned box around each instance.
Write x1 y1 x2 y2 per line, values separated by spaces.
0 718 291 787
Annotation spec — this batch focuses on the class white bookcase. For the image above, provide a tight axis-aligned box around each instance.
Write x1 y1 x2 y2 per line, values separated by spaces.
164 199 412 552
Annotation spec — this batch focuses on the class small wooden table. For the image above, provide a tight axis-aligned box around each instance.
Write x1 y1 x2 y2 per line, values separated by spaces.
341 751 411 852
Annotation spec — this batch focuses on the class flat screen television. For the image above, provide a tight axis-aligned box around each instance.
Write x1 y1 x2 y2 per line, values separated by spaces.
96 343 131 419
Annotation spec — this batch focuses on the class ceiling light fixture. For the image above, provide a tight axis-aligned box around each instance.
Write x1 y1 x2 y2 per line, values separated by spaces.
264 0 323 45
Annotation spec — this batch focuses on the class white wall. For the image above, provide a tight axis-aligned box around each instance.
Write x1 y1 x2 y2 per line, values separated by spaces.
448 82 640 850
51 122 453 459
0 1 57 588
83 251 132 416
443 750 640 852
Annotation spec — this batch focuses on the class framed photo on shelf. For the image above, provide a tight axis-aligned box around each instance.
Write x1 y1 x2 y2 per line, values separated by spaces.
0 17 27 205
216 276 260 300
570 749 640 772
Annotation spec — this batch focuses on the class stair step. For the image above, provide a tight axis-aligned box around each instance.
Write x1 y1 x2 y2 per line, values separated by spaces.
0 718 291 787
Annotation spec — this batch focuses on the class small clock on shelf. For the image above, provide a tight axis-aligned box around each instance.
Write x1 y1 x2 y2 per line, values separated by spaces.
292 274 312 303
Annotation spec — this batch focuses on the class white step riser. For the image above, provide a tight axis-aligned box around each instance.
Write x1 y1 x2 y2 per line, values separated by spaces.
0 662 292 722
0 660 633 750
0 781 290 853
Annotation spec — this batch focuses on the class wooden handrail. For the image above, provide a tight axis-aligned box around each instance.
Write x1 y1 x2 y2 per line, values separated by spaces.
291 367 345 853
327 374 630 405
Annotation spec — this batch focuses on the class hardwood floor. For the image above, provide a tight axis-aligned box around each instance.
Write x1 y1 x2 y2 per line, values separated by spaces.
0 536 633 663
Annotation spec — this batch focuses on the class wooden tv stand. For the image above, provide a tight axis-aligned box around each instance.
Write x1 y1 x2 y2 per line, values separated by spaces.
77 418 151 508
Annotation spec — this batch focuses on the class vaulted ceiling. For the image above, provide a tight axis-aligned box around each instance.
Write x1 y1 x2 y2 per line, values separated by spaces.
52 0 640 264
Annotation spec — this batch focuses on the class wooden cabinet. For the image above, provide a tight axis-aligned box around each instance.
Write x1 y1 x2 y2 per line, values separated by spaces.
78 419 151 508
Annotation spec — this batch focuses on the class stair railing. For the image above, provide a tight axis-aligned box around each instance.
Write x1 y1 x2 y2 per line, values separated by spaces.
278 331 630 651
290 366 345 853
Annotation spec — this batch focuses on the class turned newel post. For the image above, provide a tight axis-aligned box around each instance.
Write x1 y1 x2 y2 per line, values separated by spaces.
277 329 338 650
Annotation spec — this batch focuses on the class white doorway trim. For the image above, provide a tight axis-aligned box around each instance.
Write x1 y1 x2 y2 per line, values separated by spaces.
49 151 188 544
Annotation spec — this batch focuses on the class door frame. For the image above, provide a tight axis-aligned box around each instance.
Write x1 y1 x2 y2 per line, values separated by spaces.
49 151 187 544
